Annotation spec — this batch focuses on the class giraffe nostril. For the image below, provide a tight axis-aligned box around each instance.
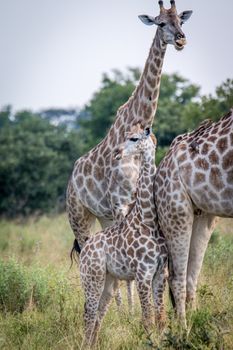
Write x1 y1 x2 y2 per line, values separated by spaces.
176 33 185 40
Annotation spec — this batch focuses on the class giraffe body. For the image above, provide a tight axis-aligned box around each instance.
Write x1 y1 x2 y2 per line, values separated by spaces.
154 109 233 322
78 131 168 346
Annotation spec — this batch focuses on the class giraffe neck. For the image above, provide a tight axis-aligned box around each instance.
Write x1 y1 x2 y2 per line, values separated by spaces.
105 29 167 147
128 28 167 127
132 146 157 228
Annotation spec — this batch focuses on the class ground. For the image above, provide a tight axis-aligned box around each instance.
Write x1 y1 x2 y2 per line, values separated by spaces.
0 214 232 349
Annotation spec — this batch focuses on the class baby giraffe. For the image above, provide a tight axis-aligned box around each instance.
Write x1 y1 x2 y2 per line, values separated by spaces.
74 129 168 347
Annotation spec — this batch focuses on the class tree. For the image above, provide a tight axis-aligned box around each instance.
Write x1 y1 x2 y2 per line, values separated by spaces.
0 109 84 217
79 68 140 149
155 73 200 146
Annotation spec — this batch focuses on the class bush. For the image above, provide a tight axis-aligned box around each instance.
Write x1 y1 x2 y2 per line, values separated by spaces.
0 259 69 313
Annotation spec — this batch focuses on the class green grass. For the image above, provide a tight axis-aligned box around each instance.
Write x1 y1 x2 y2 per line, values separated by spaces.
0 215 233 349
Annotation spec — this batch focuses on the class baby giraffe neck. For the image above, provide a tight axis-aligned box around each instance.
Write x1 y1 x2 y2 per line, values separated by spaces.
134 146 156 228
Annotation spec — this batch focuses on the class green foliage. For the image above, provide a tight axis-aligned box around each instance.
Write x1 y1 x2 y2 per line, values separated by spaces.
0 107 84 217
0 72 232 217
155 73 200 146
79 68 139 148
0 258 70 314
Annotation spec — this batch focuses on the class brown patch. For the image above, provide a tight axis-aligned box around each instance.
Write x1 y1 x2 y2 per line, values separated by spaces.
133 241 139 249
136 247 146 259
93 166 103 182
86 178 94 192
222 150 233 170
209 150 219 165
194 158 209 170
83 162 92 176
180 162 193 187
150 63 158 76
201 143 211 155
193 172 205 186
177 152 187 163
76 176 84 187
147 75 156 88
208 191 219 201
221 188 233 200
230 133 233 146
209 167 224 190
216 137 228 154
219 127 230 136
127 247 134 258
207 135 217 143
147 241 154 250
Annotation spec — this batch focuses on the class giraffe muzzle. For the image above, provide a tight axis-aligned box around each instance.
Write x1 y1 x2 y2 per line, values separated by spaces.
175 37 187 51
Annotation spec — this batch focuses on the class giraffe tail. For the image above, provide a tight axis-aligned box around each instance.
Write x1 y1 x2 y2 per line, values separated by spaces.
70 239 81 268
168 256 176 309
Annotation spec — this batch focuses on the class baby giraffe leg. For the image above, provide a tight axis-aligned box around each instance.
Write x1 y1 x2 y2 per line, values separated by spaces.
82 275 105 347
92 274 119 344
127 281 134 313
136 278 154 332
152 257 168 329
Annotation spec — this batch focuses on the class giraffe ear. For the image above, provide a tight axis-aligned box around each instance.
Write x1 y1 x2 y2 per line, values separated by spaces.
138 15 156 26
179 10 193 24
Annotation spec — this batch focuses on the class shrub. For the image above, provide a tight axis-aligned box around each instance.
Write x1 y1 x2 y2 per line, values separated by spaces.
0 259 69 313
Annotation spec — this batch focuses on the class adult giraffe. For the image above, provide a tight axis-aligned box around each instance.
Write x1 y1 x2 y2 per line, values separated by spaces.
67 0 192 305
154 109 233 324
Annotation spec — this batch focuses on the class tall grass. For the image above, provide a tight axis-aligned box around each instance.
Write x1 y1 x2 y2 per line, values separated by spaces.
0 215 233 349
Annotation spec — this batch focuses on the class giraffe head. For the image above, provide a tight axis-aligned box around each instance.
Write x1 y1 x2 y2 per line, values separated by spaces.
139 0 193 51
114 128 156 161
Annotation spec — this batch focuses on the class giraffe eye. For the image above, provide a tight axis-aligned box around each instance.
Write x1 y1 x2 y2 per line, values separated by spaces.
159 22 166 28
129 137 139 142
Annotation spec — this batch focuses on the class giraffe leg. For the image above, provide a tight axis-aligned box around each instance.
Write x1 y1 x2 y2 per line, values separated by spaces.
92 274 119 344
152 256 168 329
127 280 134 313
186 214 217 308
163 212 194 325
67 182 96 247
135 277 154 332
98 217 124 310
80 255 106 347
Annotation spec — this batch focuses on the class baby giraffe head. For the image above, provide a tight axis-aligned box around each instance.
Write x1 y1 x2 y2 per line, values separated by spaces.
113 127 157 161
139 0 193 51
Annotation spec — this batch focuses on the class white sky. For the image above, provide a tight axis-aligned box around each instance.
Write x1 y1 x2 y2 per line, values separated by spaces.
0 0 232 112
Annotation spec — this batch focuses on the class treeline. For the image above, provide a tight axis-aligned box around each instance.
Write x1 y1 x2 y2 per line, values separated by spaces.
0 69 232 217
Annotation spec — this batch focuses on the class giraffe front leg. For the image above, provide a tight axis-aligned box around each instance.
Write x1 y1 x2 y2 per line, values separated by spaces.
135 277 154 332
186 214 217 309
168 228 193 327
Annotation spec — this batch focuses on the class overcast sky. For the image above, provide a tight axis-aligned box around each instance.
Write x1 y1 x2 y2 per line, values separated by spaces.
0 0 232 112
